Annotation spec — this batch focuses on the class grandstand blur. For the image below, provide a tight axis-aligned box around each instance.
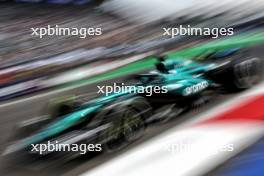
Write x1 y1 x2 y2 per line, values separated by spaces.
0 1 263 101
0 3 187 100
0 0 105 4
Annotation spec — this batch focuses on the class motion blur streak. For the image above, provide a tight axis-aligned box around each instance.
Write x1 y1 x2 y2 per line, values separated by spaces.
81 82 264 176
199 95 264 124
0 1 263 176
215 136 264 176
101 0 264 23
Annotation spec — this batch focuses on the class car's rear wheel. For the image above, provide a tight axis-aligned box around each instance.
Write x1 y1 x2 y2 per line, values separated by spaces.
232 57 262 90
209 57 263 91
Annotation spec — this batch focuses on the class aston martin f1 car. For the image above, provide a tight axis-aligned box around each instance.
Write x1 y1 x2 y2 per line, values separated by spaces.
3 53 263 159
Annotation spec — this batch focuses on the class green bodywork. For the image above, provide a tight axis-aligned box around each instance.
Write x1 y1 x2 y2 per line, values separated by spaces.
139 59 214 95
13 92 130 152
7 31 264 154
59 31 264 90
13 59 216 152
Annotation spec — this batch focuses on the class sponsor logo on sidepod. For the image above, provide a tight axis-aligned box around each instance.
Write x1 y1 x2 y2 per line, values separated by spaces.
183 81 209 96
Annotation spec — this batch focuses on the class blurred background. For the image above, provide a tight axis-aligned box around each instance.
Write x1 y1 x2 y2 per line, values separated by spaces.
0 0 263 100
0 0 263 176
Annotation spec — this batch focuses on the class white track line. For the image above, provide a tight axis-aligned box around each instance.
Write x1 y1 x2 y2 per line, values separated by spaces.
79 82 264 176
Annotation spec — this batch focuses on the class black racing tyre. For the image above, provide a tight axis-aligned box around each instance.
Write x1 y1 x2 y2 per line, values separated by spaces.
51 103 76 117
47 96 81 118
100 97 152 152
210 57 263 91
229 57 262 90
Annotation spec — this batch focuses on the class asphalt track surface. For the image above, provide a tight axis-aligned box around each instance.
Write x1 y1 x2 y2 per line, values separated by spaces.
0 45 263 176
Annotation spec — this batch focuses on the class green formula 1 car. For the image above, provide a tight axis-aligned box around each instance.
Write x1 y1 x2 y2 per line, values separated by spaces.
3 50 263 159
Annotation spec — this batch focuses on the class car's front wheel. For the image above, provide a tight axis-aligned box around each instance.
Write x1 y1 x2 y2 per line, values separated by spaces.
100 97 151 152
